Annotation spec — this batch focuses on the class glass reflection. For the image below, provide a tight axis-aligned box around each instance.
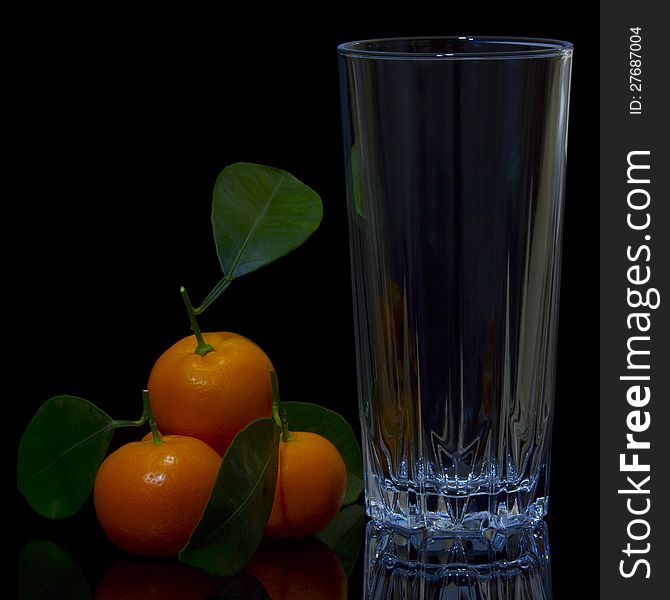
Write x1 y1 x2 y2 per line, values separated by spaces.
364 520 552 599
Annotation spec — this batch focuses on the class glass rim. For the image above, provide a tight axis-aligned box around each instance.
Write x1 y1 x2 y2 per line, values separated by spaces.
337 36 573 60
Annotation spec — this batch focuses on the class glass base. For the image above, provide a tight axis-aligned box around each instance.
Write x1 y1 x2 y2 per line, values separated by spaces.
364 520 552 599
366 476 548 532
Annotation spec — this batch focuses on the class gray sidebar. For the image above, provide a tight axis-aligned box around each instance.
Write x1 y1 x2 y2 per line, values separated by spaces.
600 2 670 598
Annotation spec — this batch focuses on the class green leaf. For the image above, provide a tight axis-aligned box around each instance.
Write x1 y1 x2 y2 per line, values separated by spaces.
316 504 366 577
283 402 363 505
18 540 91 600
212 162 322 279
17 396 114 518
180 418 280 576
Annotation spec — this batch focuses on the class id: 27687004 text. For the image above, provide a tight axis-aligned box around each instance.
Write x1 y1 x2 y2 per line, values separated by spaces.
629 27 643 115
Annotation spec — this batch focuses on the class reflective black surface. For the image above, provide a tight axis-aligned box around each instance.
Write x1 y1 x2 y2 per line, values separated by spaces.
18 516 559 598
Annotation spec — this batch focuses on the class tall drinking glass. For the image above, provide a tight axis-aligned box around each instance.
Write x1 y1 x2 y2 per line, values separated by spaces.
338 37 572 531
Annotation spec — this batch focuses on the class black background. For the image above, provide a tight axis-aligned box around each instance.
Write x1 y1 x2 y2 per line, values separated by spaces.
13 4 599 597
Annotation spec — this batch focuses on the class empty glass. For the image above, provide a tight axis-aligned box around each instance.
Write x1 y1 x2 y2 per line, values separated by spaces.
338 37 573 531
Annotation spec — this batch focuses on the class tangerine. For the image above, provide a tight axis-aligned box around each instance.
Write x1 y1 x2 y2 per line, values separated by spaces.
265 431 347 539
93 435 220 557
246 537 347 600
147 332 274 455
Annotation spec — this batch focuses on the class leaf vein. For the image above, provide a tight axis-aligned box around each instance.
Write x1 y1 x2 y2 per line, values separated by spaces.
225 172 287 278
188 430 278 549
20 425 111 486
24 559 59 599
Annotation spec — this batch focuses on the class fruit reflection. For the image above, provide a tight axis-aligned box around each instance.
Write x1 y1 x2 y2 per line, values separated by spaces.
95 557 221 600
246 537 347 600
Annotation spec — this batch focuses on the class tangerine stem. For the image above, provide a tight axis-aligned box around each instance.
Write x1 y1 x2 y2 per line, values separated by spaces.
194 274 234 314
142 390 163 445
279 407 293 443
180 286 214 356
112 416 146 429
270 370 293 442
